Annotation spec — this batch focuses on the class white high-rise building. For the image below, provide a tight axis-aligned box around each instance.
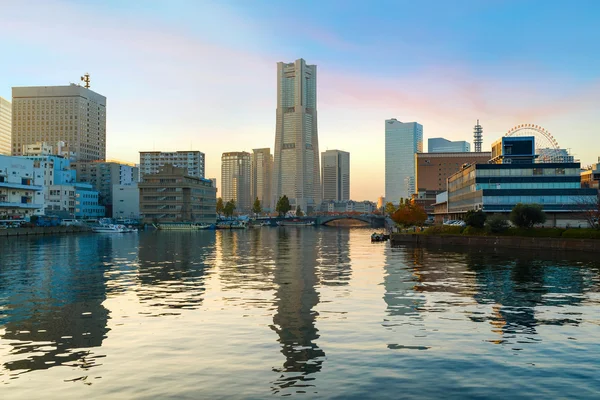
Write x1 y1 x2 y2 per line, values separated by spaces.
221 152 252 212
0 97 11 155
12 85 106 161
139 151 205 179
272 58 321 212
251 148 273 211
385 119 423 203
321 149 350 202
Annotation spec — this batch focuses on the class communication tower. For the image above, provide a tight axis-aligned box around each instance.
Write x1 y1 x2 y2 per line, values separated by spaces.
473 119 483 152
80 73 91 89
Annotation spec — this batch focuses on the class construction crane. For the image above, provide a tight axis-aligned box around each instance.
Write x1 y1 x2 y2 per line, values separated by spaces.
80 73 91 88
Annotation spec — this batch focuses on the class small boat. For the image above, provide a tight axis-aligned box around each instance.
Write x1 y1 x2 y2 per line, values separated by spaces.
276 219 315 227
92 224 134 233
216 221 248 229
155 222 213 231
371 232 389 242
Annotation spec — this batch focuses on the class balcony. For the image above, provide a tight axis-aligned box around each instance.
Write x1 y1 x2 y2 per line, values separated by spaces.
0 201 43 209
0 182 44 191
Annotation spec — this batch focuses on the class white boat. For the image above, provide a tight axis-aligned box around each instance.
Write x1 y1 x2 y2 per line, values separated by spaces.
216 221 248 229
155 222 213 231
92 224 134 233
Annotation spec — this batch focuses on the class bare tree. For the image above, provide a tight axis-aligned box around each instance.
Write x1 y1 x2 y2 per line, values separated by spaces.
573 195 600 229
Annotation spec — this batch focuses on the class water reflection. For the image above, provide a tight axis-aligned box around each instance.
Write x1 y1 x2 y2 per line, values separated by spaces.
270 228 325 394
0 235 109 377
137 232 215 313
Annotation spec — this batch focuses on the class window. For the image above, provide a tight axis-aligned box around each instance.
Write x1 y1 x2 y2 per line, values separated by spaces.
533 168 543 175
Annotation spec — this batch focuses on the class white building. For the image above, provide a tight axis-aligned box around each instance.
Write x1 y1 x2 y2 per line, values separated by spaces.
12 85 106 161
139 151 205 179
272 58 321 212
0 155 45 218
321 149 350 202
0 97 11 156
251 148 273 211
319 200 376 214
385 119 423 203
112 184 139 219
221 151 252 212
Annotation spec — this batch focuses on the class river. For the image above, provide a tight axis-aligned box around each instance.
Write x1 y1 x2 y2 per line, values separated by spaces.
1 228 599 398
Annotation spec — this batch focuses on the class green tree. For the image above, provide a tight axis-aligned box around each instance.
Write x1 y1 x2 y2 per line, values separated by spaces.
384 202 397 215
216 197 224 217
486 214 510 233
224 199 236 218
252 197 262 216
465 210 487 229
296 206 304 217
510 203 546 228
276 195 291 216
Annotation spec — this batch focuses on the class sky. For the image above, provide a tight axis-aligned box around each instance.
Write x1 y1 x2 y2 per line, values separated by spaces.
1 0 599 201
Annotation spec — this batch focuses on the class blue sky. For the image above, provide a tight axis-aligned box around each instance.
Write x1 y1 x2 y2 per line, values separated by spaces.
1 0 598 200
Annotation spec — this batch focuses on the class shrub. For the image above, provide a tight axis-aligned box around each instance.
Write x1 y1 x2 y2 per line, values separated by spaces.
486 214 510 234
424 225 463 235
462 226 487 236
465 210 487 228
510 203 547 229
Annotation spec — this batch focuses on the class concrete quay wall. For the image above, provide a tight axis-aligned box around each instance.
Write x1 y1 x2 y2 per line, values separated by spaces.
0 226 91 237
390 233 600 253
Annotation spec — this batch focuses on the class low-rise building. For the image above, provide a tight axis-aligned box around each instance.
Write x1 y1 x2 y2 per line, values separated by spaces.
319 200 376 214
46 183 105 218
139 165 216 224
113 184 140 219
581 160 600 190
0 155 45 218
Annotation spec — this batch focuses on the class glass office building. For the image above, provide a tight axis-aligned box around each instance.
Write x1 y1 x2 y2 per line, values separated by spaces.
385 119 423 203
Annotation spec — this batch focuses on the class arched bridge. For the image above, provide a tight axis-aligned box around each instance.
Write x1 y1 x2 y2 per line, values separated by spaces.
315 214 386 227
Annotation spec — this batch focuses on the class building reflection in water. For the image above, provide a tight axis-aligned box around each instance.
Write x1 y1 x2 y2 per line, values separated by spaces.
382 246 426 319
270 227 326 394
136 232 215 312
0 235 110 377
317 228 352 287
464 250 593 341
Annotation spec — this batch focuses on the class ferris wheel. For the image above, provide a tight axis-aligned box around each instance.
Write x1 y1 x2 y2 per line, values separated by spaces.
505 124 566 162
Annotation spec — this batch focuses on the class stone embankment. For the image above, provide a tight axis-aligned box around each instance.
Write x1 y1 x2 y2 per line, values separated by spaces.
0 226 91 237
391 233 599 253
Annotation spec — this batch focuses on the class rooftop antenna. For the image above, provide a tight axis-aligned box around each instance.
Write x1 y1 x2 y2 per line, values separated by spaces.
80 73 91 89
473 119 483 152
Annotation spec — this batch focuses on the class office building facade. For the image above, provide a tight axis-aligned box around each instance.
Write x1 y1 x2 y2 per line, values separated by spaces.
139 165 216 224
221 151 252 212
428 138 470 153
47 183 105 218
416 152 491 192
251 148 273 211
113 184 140 219
12 85 106 161
139 151 205 179
273 58 321 212
385 119 423 203
321 149 350 202
0 96 11 155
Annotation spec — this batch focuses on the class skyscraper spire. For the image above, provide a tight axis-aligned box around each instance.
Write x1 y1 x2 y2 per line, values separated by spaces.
473 119 483 152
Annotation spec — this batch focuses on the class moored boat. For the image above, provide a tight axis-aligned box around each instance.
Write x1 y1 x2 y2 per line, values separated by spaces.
156 222 213 231
216 221 248 229
276 219 315 227
92 224 135 233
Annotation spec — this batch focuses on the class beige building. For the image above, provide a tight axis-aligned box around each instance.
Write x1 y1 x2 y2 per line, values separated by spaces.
12 85 106 161
139 165 216 224
272 58 321 212
251 148 273 211
221 151 251 212
415 152 491 192
0 97 11 155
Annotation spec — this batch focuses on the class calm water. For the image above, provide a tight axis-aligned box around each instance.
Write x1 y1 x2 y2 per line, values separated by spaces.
1 228 600 399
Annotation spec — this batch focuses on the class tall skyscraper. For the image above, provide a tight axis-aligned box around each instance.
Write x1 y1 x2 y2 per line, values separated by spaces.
221 151 252 212
251 148 273 211
428 138 470 153
321 149 350 202
0 97 11 155
12 85 106 161
272 58 321 212
385 119 423 202
139 151 205 179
